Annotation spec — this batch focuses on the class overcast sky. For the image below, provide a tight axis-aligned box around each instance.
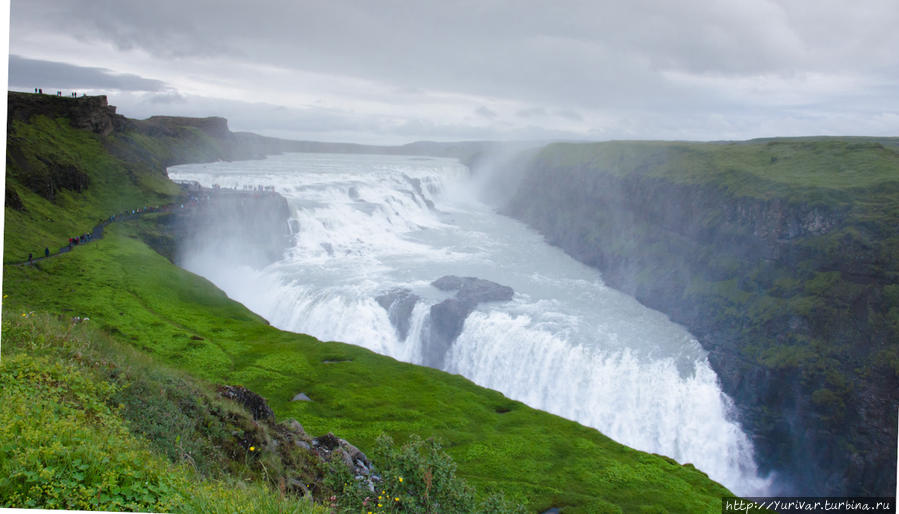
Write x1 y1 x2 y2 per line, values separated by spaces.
8 0 899 144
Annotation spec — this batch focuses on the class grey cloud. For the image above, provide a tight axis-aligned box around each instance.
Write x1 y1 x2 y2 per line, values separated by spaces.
148 92 188 104
8 55 170 92
517 107 547 118
475 106 498 119
9 0 843 108
9 0 899 142
554 109 583 121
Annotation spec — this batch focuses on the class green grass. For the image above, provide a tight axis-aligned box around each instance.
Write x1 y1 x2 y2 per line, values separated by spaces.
0 313 323 513
539 138 899 193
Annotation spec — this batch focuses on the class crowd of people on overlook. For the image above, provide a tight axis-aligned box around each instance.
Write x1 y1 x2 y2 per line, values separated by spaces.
210 183 278 195
32 87 84 97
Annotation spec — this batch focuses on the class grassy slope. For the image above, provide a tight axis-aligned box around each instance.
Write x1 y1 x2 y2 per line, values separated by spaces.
4 115 181 262
1 312 324 513
3 112 734 512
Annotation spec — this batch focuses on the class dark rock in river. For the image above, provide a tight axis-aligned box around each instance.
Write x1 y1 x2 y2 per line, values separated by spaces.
432 275 514 303
376 288 420 341
423 276 514 369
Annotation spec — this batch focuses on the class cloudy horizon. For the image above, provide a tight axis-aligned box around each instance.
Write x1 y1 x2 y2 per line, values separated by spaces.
8 0 899 145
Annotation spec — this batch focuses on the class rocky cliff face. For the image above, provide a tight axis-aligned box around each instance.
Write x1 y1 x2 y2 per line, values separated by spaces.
170 188 293 270
7 92 127 136
503 141 899 496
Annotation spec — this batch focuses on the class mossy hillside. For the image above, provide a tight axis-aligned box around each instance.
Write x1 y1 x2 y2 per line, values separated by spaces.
505 138 899 495
0 313 324 513
3 216 734 511
4 114 181 262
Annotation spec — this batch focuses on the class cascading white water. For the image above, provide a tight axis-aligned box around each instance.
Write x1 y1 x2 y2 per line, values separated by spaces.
169 152 769 495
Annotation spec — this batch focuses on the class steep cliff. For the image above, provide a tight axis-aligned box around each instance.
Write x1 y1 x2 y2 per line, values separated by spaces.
170 188 293 269
7 92 127 136
503 139 899 495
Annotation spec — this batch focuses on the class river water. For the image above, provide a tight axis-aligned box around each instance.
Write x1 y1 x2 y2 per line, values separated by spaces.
168 152 768 494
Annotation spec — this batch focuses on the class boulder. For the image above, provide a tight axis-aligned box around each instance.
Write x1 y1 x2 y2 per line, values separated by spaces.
432 275 514 303
282 418 307 437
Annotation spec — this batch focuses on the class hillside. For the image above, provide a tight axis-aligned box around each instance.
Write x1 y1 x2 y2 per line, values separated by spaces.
503 139 899 495
2 91 736 512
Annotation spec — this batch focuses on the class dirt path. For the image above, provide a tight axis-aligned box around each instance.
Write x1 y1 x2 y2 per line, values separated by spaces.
6 204 185 267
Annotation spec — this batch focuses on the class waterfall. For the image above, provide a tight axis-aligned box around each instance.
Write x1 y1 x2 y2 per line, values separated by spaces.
169 152 770 495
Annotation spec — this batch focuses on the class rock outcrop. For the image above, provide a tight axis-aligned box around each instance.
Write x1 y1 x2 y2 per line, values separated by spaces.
376 288 420 341
216 384 376 497
218 384 275 421
7 92 126 136
423 276 514 368
375 277 515 368
171 187 293 269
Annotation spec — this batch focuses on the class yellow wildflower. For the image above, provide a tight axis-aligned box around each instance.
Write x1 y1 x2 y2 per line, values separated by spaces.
398 476 403 482
249 446 255 451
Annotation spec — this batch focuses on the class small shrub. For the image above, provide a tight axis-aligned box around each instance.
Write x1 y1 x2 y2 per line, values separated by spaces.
327 433 522 513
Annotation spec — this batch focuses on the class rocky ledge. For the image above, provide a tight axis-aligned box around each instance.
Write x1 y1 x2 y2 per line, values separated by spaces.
216 384 376 497
376 276 514 369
